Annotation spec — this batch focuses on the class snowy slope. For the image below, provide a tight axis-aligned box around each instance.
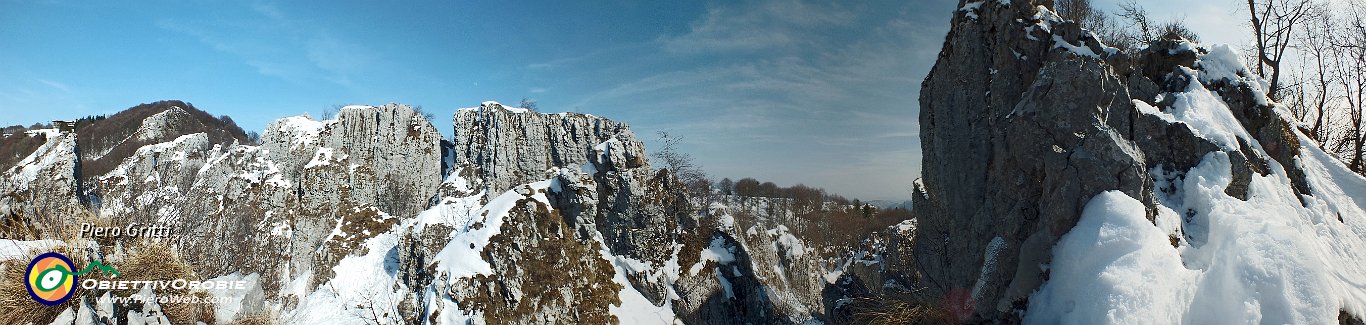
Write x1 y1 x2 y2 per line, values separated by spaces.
4 130 76 191
1025 45 1366 324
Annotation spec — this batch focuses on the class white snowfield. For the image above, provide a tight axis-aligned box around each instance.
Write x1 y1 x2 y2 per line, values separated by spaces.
1025 45 1366 324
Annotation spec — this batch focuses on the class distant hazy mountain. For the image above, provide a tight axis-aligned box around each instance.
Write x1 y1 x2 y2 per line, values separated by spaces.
865 199 912 210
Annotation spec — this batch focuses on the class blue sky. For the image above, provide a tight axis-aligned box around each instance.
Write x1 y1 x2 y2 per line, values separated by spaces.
0 0 1249 201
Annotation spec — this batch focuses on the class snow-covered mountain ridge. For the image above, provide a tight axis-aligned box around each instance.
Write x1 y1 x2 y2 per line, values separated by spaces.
1 101 899 324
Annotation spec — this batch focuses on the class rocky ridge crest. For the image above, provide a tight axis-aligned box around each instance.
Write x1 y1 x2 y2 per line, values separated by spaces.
0 100 892 324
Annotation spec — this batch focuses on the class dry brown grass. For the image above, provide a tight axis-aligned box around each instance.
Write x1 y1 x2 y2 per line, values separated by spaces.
227 312 281 325
0 208 100 324
849 295 954 325
0 252 88 324
163 290 217 324
115 241 198 290
117 240 215 324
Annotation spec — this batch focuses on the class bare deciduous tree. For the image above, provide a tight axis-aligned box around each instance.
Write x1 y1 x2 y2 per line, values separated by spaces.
519 97 539 112
1246 0 1316 100
246 131 261 145
1055 0 1199 51
322 104 341 120
652 131 710 197
1295 3 1337 143
1115 0 1154 46
1289 2 1366 175
1056 0 1130 49
1337 6 1366 171
412 105 435 121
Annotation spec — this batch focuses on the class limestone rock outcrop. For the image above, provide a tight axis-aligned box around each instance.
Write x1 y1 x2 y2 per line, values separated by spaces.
82 104 444 298
0 132 84 239
451 102 646 195
913 1 1317 321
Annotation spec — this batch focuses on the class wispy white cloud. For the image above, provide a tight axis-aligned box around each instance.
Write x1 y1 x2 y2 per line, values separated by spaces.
154 18 291 80
565 0 949 199
36 79 70 93
660 0 855 54
249 2 286 21
582 3 940 137
305 34 372 87
155 2 376 88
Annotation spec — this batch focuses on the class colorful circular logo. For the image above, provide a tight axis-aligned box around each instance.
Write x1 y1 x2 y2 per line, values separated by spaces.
26 252 77 306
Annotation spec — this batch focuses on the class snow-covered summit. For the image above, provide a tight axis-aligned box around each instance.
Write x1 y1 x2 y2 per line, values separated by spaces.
451 100 645 194
457 100 532 114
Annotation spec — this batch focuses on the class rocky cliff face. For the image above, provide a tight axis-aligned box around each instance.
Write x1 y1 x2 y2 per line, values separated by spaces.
916 3 1143 318
674 196 825 324
0 131 83 239
451 102 647 195
421 102 870 324
914 1 1343 322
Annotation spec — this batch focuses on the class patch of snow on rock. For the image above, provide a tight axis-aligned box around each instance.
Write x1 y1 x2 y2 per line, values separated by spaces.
689 236 737 276
304 147 337 169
